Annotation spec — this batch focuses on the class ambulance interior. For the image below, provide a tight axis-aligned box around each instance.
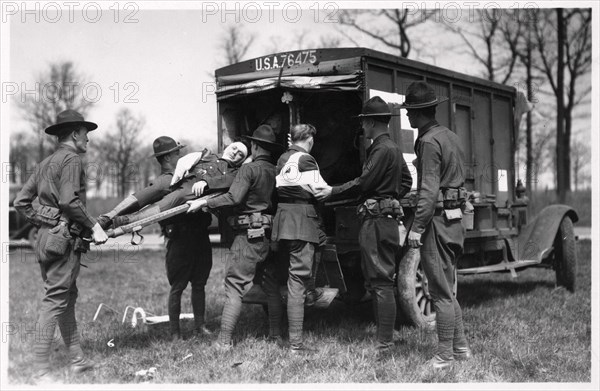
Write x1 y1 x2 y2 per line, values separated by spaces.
217 90 365 235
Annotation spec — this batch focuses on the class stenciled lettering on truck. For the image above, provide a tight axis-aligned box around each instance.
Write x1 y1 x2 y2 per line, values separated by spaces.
254 50 317 71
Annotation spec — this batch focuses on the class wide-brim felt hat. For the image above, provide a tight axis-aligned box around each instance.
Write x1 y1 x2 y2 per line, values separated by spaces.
356 96 399 117
399 81 449 109
244 125 285 152
150 136 186 157
45 109 98 135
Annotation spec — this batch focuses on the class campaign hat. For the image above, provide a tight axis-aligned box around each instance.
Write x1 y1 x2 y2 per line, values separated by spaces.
356 96 398 117
150 136 186 157
45 109 98 136
399 81 448 109
244 125 285 152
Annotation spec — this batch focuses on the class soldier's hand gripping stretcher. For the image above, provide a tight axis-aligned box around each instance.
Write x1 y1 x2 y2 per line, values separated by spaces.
186 198 209 213
105 192 224 241
91 222 109 244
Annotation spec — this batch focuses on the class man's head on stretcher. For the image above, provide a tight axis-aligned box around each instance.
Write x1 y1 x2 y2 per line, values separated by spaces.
221 141 249 165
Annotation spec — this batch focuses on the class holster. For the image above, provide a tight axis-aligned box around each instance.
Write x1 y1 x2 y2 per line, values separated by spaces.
73 237 90 253
69 222 90 253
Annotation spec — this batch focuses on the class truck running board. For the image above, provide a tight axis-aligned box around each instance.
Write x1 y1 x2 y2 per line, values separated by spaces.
458 259 541 277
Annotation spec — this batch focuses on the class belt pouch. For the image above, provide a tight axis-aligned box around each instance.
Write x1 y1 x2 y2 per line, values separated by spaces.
40 224 72 264
443 208 463 222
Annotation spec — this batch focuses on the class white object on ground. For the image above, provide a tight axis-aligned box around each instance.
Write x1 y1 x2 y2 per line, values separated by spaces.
124 306 195 328
93 303 119 321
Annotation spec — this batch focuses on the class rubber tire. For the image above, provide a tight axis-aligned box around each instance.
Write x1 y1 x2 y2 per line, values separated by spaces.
397 248 436 329
554 216 577 292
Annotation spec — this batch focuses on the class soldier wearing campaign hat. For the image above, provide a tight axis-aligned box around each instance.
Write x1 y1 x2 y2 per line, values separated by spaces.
402 81 471 369
98 135 219 340
187 125 283 351
97 136 186 229
14 110 109 382
316 97 412 357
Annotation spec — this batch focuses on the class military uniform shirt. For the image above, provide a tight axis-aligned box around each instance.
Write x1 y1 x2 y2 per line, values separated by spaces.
189 152 240 191
14 144 96 229
331 133 412 201
412 120 466 234
207 155 276 216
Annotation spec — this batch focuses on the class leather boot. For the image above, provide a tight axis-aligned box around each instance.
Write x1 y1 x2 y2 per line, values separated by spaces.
98 195 139 229
113 205 160 228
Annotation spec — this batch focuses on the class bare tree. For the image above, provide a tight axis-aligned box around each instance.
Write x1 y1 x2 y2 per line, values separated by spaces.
18 61 94 161
338 9 436 58
93 108 145 198
534 8 592 202
136 144 160 189
9 131 36 184
444 9 525 83
570 136 591 191
220 25 255 66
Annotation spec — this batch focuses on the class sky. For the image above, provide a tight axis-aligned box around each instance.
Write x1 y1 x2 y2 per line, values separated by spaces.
2 1 596 184
5 3 380 149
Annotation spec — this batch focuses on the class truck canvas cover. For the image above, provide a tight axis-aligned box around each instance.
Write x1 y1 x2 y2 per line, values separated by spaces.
215 55 364 100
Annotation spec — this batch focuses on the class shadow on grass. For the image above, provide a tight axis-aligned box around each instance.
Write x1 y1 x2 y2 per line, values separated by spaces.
457 239 590 309
456 274 556 308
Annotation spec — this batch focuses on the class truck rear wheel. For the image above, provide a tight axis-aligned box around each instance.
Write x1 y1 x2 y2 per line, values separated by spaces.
397 248 436 329
554 216 577 292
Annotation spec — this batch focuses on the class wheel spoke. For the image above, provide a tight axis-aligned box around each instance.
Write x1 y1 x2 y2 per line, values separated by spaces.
419 298 426 313
416 290 424 302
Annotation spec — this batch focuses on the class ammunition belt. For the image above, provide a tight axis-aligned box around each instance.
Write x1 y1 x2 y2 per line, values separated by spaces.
439 187 467 209
357 197 403 219
227 213 273 230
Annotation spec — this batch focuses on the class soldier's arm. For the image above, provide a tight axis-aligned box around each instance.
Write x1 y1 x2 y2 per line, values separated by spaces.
58 154 96 229
298 154 329 195
412 141 441 234
331 145 389 198
206 165 252 209
13 166 41 227
399 154 413 199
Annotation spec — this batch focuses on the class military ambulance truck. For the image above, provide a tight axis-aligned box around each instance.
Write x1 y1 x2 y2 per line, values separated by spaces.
213 48 578 327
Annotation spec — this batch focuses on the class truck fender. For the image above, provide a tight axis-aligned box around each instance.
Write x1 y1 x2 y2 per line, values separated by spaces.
516 204 578 262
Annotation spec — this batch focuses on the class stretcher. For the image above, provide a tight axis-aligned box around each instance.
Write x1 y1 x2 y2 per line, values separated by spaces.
105 192 223 244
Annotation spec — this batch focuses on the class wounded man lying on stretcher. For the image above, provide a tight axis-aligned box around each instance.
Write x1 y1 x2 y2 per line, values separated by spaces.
97 139 250 230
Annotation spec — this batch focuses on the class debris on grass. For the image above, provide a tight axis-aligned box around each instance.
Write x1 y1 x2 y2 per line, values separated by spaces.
134 367 157 381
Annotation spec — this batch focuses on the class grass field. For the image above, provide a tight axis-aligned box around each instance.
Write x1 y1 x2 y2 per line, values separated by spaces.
7 239 593 385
